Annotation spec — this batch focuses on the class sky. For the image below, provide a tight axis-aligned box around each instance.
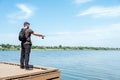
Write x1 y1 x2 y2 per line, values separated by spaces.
0 0 120 47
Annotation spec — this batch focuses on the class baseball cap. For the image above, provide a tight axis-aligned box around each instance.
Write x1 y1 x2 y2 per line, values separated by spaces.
24 22 30 25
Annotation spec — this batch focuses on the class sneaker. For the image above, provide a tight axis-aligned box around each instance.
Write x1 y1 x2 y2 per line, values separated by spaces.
20 65 25 69
25 67 30 70
25 65 33 70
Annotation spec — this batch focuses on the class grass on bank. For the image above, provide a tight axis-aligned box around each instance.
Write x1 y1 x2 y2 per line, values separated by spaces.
0 44 120 51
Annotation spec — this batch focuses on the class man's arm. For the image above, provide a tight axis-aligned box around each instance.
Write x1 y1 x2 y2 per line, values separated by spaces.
32 32 45 37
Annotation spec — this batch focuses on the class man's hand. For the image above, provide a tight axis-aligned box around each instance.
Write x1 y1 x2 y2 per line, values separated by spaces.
41 35 45 37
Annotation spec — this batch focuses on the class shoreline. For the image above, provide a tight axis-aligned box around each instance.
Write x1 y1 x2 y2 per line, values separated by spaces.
0 44 120 51
1 48 120 51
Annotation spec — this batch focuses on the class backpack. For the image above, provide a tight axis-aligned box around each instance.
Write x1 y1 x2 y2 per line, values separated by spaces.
19 28 27 42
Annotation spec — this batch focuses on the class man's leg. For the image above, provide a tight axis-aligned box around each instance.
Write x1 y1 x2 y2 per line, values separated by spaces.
24 44 31 69
20 43 25 69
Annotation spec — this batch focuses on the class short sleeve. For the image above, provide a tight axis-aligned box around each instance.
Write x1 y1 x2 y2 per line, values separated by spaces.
29 29 34 34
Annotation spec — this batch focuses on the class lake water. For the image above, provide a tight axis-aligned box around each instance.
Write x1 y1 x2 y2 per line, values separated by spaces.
0 50 120 80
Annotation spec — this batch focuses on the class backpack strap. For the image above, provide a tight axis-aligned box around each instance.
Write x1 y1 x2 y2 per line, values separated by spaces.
20 28 27 42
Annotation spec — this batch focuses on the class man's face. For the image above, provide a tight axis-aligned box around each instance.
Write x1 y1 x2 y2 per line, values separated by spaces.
25 24 30 28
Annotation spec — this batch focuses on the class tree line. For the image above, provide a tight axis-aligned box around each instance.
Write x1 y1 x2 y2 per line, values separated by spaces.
0 44 120 51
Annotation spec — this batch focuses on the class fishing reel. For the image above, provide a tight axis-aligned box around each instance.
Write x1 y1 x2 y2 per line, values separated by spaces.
42 36 44 39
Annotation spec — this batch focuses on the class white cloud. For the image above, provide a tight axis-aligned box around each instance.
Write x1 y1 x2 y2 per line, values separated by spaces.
74 0 92 4
78 6 120 18
7 4 35 23
16 4 33 19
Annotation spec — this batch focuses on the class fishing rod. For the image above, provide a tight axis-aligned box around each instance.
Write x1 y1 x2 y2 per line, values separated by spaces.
41 33 66 39
41 35 54 39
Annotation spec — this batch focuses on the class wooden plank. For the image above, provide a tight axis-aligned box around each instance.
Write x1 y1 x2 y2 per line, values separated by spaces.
17 71 60 80
52 78 61 80
0 62 60 80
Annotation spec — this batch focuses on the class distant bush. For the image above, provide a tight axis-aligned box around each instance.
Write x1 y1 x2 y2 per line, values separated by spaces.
0 44 120 51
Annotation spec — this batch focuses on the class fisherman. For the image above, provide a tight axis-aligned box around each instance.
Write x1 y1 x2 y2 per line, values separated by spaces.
19 22 45 70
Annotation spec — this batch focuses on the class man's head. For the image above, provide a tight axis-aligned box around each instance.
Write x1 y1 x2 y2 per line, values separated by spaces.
24 22 30 28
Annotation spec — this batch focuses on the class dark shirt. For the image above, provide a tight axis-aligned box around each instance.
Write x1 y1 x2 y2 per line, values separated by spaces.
25 28 34 45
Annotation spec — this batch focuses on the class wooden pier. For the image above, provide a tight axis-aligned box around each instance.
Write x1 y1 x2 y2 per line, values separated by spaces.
0 62 60 80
